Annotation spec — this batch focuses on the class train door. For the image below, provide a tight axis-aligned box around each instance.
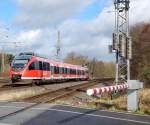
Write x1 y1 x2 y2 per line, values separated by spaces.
59 64 62 79
50 63 54 79
38 61 43 79
42 62 50 79
26 61 43 79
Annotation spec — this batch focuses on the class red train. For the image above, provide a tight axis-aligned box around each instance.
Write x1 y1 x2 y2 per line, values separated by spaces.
10 52 89 85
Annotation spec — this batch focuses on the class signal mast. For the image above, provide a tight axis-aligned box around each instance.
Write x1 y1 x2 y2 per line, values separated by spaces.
112 0 132 84
56 30 61 61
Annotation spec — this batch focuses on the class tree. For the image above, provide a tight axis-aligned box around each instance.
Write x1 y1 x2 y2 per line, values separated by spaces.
130 23 150 87
64 52 115 79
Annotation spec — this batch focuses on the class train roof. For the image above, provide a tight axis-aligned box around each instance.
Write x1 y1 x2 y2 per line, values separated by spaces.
17 52 88 70
32 56 88 70
19 52 48 59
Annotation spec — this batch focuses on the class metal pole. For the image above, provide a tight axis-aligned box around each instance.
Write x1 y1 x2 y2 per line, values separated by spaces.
127 59 130 80
115 1 119 84
126 4 130 80
115 51 119 84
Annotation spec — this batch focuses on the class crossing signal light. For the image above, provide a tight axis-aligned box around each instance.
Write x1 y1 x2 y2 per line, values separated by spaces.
126 37 132 59
112 33 118 50
108 45 113 53
118 33 126 57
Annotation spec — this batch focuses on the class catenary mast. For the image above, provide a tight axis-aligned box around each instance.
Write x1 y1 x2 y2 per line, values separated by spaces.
112 0 132 84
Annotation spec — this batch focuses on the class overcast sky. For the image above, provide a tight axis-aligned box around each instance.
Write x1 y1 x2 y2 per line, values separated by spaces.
0 0 150 61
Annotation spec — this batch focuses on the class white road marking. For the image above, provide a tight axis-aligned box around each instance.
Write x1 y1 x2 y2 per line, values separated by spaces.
56 104 150 117
0 105 149 124
2 102 148 118
0 123 12 125
34 108 150 124
11 102 36 104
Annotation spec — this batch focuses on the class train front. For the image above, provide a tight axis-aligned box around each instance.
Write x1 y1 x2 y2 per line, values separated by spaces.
10 54 31 83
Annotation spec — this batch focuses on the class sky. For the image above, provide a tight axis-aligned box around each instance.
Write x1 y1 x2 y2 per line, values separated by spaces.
0 0 150 61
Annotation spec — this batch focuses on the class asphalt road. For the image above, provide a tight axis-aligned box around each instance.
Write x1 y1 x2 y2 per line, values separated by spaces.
0 102 149 125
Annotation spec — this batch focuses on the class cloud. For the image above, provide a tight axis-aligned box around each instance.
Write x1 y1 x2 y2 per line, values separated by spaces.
130 0 150 25
10 0 150 61
16 29 41 45
14 0 95 29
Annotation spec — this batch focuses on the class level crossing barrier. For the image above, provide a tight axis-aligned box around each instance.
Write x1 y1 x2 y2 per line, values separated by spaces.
86 80 143 112
86 84 129 96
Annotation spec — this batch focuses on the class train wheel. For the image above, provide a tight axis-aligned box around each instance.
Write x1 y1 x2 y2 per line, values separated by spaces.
35 80 41 86
31 80 36 86
32 80 41 86
11 79 16 87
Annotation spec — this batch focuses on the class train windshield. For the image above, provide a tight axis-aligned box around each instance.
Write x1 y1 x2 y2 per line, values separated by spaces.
12 55 32 70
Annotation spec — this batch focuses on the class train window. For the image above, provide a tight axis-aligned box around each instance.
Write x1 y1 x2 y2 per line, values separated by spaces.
43 62 50 71
65 68 67 74
47 63 50 71
62 67 64 74
39 61 43 70
54 66 57 74
57 67 59 74
43 62 46 70
35 62 40 70
54 66 59 74
28 61 50 71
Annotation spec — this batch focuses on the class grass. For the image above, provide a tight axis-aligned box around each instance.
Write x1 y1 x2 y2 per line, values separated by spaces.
138 89 150 115
88 89 150 115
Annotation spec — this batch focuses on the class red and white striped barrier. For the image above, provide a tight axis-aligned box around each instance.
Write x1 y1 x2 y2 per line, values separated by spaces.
87 84 129 96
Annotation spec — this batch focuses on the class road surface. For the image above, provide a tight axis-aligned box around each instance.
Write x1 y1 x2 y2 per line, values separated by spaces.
0 102 149 125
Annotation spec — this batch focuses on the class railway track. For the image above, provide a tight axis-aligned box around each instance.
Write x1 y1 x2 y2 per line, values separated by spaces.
0 83 33 92
0 78 114 92
0 78 113 120
23 78 114 103
0 80 90 93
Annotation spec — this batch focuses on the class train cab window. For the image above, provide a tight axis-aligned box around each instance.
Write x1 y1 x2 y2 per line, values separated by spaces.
29 62 35 70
